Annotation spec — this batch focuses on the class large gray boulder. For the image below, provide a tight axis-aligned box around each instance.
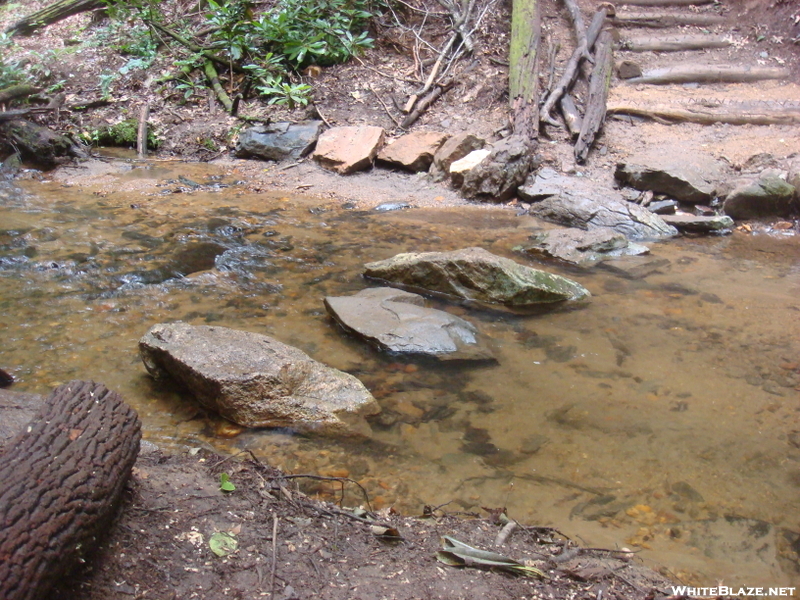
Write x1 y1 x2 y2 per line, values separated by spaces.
519 168 678 240
139 323 379 437
723 172 797 219
324 287 494 361
519 227 649 267
235 121 324 161
460 135 536 201
614 154 726 204
363 247 590 309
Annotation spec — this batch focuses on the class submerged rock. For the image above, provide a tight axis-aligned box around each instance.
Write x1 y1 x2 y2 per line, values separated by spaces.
139 322 379 437
235 121 323 161
519 168 677 240
324 287 495 361
313 126 385 175
363 247 590 309
520 227 649 267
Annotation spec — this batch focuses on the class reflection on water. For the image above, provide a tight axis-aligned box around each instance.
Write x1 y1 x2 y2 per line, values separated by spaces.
1 161 799 586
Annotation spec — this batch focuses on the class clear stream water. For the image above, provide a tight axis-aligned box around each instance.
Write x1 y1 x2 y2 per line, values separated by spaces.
1 159 799 587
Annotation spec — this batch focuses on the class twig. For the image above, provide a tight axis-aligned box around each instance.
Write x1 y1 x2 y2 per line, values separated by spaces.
400 80 454 128
270 514 278 599
369 84 402 128
312 102 332 127
495 520 519 546
352 55 422 85
137 102 150 158
279 474 373 512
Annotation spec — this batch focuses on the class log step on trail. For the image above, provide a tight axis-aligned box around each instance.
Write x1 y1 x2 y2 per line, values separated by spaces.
618 34 732 52
607 101 800 126
625 64 790 85
0 380 141 600
611 11 726 28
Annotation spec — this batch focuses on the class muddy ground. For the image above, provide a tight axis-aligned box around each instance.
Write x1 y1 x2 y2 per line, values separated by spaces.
1 0 799 597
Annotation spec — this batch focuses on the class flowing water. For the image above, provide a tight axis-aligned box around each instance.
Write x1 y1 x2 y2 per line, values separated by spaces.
1 159 799 587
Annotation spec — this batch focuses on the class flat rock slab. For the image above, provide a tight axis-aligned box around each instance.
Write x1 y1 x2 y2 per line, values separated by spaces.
324 287 495 361
661 213 735 233
235 121 323 161
139 323 379 437
614 154 727 204
377 131 449 172
520 227 649 267
723 175 797 219
519 168 677 240
363 247 590 309
313 126 385 175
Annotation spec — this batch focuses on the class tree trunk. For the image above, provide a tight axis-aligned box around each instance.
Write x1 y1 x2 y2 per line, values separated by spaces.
607 101 800 125
0 381 141 600
611 11 725 28
6 0 104 36
575 29 613 164
540 7 607 126
618 34 731 52
626 64 789 85
0 119 83 167
509 0 541 139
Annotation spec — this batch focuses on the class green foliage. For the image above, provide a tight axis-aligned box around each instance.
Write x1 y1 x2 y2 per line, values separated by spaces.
0 33 65 93
219 473 236 492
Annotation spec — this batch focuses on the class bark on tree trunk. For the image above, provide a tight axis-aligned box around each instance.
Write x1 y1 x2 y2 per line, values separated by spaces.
6 0 104 36
509 0 541 139
575 29 613 163
0 381 141 600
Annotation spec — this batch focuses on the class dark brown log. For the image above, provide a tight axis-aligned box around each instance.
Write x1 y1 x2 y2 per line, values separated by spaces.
616 0 713 5
607 101 800 125
6 0 103 36
0 381 141 600
618 34 731 52
626 64 790 85
611 12 725 28
575 29 613 163
0 85 41 105
401 81 454 129
509 0 541 139
559 93 583 139
540 7 608 126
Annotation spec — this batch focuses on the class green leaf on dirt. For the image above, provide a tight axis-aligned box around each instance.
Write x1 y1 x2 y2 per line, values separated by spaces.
209 531 238 557
219 472 236 492
436 536 546 579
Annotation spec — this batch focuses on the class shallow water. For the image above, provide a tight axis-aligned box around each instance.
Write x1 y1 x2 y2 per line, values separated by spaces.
1 160 799 586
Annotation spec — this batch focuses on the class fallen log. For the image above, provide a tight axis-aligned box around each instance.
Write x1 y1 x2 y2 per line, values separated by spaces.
6 0 103 36
400 80 455 129
618 34 731 52
0 85 41 105
562 0 590 61
559 93 583 139
0 381 141 600
509 0 541 138
625 64 790 85
607 101 800 125
575 29 613 163
616 0 714 5
540 6 607 126
611 11 725 28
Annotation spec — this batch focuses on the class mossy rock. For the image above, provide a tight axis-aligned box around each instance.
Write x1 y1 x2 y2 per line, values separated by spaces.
86 119 160 149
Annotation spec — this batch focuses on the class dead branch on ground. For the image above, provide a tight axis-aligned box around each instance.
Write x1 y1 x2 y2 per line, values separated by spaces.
575 29 613 163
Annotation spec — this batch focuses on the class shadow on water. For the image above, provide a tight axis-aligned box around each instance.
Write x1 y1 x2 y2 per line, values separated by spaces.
1 166 799 586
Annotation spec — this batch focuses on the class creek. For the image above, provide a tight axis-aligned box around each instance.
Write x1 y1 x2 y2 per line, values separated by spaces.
1 158 799 587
